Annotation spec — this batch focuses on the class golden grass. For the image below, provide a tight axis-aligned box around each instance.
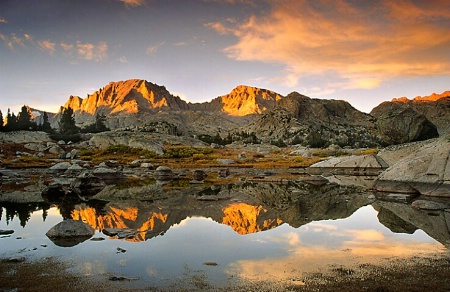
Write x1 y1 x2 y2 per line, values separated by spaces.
0 142 341 170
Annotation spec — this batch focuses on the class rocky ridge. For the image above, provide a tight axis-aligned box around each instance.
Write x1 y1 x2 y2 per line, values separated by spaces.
38 79 448 147
240 92 381 147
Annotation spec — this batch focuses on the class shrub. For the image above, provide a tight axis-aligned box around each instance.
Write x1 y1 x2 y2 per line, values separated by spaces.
163 146 212 158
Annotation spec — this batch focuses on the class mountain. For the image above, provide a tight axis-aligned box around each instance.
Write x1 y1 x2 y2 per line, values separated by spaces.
371 90 450 135
63 79 189 115
190 85 282 116
58 79 283 134
240 92 381 147
63 80 281 117
48 79 447 147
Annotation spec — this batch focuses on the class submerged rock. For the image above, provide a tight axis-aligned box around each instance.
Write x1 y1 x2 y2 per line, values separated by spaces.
92 167 125 184
0 230 14 235
71 173 106 197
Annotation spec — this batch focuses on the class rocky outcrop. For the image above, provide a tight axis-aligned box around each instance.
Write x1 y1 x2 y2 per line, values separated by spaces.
88 131 207 154
372 91 450 135
241 92 380 147
0 131 51 143
374 136 450 197
308 154 388 175
371 104 439 145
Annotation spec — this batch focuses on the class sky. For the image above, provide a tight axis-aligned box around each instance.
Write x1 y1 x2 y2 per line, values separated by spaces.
1 0 449 114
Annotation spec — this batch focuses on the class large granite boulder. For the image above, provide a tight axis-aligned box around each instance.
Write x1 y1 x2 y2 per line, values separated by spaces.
374 136 450 197
308 154 388 175
372 105 439 145
46 219 95 247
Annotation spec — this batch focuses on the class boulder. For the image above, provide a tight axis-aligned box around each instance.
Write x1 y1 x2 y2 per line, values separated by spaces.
24 143 47 152
372 106 439 145
411 200 449 211
41 184 67 203
0 229 14 235
308 154 388 175
46 219 95 247
70 149 80 159
140 162 154 169
103 228 138 239
192 170 208 181
218 169 230 178
71 173 106 196
216 158 236 165
92 167 125 184
64 164 85 176
48 145 65 155
374 136 450 197
154 166 174 181
48 162 72 172
298 175 329 185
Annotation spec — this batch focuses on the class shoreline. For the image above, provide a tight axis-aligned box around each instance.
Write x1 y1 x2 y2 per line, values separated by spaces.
1 252 449 291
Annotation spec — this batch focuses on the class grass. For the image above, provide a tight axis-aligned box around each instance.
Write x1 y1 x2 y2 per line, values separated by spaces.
1 141 381 171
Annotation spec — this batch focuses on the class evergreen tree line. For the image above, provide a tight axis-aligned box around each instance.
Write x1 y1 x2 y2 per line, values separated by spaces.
0 105 109 142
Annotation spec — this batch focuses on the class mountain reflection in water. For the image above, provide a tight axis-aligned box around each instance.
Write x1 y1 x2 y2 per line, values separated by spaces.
0 181 448 288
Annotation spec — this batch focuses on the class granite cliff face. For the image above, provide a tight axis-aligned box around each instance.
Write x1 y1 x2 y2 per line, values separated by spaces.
371 91 450 135
64 79 189 115
192 85 282 116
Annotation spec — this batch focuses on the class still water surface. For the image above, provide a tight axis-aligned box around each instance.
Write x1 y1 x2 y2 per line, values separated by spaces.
0 182 448 288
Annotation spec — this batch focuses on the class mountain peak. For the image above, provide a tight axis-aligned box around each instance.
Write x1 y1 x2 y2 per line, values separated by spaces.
392 90 450 103
66 79 187 115
219 85 282 116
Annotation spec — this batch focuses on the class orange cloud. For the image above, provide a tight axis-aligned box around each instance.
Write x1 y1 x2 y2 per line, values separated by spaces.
60 42 74 54
0 33 28 50
209 0 450 89
37 40 56 55
76 41 108 61
120 0 146 8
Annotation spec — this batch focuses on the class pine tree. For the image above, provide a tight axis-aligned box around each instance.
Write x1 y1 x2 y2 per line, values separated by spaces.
94 113 109 132
59 106 78 134
0 110 4 132
17 105 33 130
5 109 18 131
41 111 53 133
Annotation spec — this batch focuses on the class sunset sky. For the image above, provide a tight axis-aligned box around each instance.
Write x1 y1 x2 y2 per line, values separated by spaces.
1 0 449 114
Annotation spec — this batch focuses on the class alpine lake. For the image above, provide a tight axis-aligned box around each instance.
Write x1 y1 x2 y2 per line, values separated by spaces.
1 174 450 291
